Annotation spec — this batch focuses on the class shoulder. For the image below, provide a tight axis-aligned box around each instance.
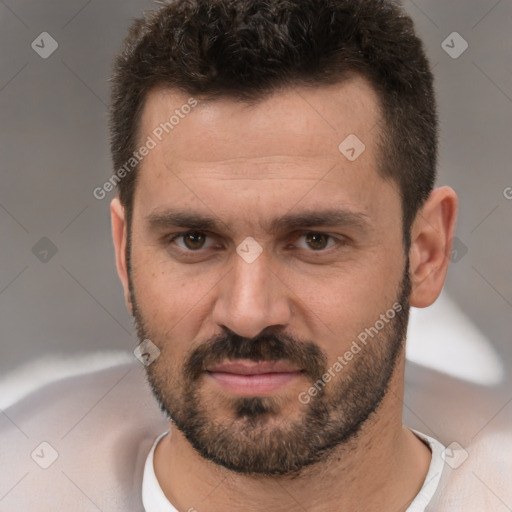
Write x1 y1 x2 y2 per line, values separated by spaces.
404 361 511 445
404 362 512 510
0 361 167 511
425 430 512 511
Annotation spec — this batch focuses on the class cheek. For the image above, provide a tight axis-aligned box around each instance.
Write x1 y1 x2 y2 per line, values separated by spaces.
130 243 222 354
291 255 404 354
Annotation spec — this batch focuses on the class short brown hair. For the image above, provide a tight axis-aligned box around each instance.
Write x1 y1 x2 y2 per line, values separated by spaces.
109 0 437 249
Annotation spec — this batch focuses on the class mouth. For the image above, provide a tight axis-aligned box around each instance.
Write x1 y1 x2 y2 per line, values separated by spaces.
205 360 305 396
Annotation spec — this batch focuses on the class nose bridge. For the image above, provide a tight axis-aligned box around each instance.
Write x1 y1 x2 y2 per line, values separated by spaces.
213 244 291 338
233 253 267 307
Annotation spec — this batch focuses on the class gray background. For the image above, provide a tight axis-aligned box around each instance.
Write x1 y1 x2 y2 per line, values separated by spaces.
1 1 511 384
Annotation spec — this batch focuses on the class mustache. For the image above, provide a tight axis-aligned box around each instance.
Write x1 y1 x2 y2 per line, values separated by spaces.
183 330 328 383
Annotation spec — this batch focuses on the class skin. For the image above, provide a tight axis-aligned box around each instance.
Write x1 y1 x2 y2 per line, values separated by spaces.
111 75 458 511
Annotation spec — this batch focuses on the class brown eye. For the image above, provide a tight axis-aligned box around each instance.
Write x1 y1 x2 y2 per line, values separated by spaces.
304 232 331 251
167 231 213 252
181 232 207 250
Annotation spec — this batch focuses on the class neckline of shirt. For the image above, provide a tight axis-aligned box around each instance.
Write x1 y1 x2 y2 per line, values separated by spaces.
142 427 446 512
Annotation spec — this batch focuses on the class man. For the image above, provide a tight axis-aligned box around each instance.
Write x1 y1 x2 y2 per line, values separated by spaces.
1 1 509 511
106 0 509 510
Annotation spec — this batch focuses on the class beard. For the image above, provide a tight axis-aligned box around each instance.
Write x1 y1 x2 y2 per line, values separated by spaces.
128 258 411 477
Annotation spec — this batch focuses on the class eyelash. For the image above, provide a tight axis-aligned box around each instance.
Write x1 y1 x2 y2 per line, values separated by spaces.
164 231 347 257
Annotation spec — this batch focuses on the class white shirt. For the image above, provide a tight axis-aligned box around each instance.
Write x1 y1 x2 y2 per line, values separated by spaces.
142 428 446 512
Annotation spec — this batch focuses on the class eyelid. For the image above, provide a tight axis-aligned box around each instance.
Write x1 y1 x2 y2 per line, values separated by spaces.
166 231 218 251
165 230 348 254
292 232 339 251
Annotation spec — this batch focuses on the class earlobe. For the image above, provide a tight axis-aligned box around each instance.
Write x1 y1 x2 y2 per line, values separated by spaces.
408 186 458 308
110 198 133 315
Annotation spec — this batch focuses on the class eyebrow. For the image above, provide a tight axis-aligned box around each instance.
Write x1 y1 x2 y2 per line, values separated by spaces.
146 207 371 234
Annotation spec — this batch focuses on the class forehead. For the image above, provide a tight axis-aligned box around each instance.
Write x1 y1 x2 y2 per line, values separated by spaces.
138 75 381 166
132 76 398 226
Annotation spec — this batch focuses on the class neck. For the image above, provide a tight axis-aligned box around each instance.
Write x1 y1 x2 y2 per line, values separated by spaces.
153 352 431 512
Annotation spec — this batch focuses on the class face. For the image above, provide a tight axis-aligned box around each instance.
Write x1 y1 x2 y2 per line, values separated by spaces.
123 76 411 476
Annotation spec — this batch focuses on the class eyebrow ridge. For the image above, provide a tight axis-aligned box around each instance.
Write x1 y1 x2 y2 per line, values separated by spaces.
146 208 371 234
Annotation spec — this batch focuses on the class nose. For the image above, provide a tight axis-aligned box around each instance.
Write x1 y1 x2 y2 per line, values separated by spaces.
211 247 293 339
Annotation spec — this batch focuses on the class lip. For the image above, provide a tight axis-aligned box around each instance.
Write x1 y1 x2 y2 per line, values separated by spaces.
205 360 304 396
206 360 301 375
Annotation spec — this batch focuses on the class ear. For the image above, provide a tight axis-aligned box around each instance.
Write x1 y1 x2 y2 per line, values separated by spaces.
408 186 458 308
110 197 133 315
